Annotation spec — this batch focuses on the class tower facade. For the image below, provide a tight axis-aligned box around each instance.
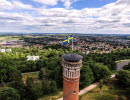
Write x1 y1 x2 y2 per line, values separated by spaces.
62 53 83 100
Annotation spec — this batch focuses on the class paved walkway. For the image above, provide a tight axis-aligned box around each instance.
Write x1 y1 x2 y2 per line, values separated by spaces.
79 82 99 95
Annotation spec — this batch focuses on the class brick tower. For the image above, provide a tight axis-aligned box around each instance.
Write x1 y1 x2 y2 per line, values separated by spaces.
62 53 83 100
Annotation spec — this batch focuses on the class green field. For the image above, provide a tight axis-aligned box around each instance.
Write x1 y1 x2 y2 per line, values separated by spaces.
38 91 63 100
0 36 20 41
80 79 129 100
22 71 39 83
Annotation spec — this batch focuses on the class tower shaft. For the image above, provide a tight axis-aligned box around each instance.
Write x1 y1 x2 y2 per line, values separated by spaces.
63 80 79 100
62 53 83 100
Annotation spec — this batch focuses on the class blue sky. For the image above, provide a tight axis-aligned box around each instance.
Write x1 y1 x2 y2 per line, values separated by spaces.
15 0 118 9
0 0 130 34
72 0 118 9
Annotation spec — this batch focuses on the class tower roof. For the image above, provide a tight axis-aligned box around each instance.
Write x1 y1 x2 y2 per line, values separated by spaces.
62 53 83 61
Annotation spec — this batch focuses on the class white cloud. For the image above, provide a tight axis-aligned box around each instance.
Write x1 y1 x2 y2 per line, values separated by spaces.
63 0 71 9
33 0 59 6
116 0 130 5
12 1 33 10
0 0 130 33
33 0 78 9
0 0 33 11
0 0 13 10
61 0 78 9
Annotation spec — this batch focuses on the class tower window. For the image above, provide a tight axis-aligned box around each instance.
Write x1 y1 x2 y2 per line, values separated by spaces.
73 90 76 94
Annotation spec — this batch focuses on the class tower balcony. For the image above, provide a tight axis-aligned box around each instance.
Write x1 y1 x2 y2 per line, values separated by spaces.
62 59 82 69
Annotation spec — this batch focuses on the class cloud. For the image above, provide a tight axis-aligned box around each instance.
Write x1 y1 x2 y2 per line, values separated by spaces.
0 0 130 33
33 0 59 6
33 0 78 9
12 1 33 10
0 0 13 10
116 0 130 5
63 0 72 9
0 0 33 11
61 0 78 9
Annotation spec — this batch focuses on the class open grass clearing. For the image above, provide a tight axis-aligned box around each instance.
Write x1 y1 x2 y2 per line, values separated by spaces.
38 91 63 100
22 71 39 83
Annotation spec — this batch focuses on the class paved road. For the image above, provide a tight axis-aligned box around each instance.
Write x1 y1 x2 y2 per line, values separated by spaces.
116 61 130 71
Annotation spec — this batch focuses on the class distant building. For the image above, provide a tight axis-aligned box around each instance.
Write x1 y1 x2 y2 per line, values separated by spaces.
86 50 90 54
0 49 12 52
0 49 5 52
27 56 40 61
6 49 12 52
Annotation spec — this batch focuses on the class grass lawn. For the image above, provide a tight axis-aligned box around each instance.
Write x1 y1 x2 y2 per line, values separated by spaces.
22 71 39 83
38 91 63 100
80 79 130 100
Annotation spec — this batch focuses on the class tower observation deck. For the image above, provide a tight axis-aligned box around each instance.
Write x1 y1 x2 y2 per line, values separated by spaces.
62 53 83 100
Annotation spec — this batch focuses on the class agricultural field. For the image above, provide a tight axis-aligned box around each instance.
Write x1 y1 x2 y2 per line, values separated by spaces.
0 36 20 41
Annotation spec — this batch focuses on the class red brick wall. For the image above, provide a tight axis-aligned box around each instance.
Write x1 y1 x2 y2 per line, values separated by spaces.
63 79 79 100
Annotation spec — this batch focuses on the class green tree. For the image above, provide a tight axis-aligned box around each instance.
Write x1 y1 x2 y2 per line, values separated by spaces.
80 65 94 89
26 77 33 88
7 80 26 100
38 68 49 80
31 83 43 98
42 79 51 94
123 62 130 70
116 70 130 88
36 59 46 70
0 59 22 83
39 69 44 79
0 87 20 100
50 80 57 92
90 63 111 81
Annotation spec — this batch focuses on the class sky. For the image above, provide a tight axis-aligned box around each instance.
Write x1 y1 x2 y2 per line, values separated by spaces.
0 0 130 34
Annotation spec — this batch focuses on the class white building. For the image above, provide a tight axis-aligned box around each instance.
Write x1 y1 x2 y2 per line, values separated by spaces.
0 49 6 52
0 49 12 52
6 49 12 52
27 56 40 61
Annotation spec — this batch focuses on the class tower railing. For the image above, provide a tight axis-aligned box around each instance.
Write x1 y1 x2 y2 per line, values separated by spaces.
62 59 82 69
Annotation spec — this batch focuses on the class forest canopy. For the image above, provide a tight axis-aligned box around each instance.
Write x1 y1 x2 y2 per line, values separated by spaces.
0 46 130 100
